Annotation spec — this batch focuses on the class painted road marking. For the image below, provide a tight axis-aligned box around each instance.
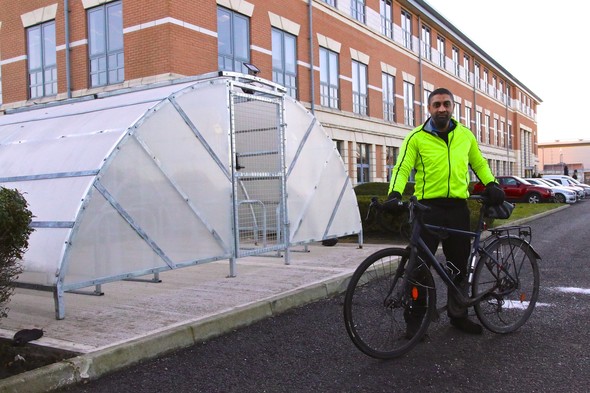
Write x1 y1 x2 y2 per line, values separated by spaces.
553 287 590 295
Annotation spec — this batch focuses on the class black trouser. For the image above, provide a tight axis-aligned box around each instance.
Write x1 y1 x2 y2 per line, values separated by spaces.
407 198 471 320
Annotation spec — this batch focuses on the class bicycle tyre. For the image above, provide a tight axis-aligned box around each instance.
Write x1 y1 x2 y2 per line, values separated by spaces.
343 247 435 359
473 237 540 333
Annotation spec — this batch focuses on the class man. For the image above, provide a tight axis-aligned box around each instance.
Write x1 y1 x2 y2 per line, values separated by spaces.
387 87 505 336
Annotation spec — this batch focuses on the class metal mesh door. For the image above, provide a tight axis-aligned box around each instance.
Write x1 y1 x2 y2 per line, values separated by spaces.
230 90 287 257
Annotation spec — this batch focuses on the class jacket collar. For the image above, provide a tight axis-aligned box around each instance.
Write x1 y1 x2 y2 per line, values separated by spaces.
422 117 457 135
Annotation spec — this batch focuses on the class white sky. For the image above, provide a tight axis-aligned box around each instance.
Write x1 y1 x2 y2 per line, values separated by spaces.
423 0 588 142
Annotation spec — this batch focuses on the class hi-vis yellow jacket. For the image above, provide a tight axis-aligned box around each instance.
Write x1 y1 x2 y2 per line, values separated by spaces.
388 118 496 200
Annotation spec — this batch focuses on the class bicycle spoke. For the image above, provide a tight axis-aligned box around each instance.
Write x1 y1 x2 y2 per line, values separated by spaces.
473 237 539 333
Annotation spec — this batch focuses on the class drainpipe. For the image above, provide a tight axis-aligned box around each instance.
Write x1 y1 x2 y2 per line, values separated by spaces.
308 0 315 114
505 87 510 174
64 0 72 98
418 15 423 121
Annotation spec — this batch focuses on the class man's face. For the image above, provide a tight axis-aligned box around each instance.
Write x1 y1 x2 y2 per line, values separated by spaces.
428 93 454 130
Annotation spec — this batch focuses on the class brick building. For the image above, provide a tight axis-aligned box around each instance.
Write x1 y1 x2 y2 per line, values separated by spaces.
0 0 541 185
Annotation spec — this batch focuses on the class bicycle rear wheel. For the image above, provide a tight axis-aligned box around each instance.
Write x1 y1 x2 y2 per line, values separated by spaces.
343 248 435 359
473 237 540 333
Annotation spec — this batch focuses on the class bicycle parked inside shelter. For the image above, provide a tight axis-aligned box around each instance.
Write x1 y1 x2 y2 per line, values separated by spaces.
343 196 541 359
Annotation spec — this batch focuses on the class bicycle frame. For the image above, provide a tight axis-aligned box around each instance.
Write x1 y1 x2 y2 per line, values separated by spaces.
404 197 505 307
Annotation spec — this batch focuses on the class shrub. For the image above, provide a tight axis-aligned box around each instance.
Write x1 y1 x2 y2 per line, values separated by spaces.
354 182 492 239
0 187 34 319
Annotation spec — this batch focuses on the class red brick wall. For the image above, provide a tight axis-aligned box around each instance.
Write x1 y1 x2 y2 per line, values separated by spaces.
0 0 538 157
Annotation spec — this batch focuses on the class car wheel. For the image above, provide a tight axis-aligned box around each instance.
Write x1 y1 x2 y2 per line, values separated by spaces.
555 193 566 203
527 192 541 203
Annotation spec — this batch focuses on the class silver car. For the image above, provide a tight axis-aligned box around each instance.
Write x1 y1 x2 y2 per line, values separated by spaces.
526 178 577 204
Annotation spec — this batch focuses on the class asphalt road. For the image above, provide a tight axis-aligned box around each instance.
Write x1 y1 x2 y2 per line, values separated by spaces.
57 201 590 393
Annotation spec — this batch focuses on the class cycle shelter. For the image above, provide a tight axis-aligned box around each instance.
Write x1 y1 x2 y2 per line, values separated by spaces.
0 72 361 319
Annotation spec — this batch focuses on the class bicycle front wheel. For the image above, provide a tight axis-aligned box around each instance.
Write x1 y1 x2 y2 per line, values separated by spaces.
343 248 435 359
473 237 540 333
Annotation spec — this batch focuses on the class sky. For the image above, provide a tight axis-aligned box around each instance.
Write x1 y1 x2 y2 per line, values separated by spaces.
423 0 588 142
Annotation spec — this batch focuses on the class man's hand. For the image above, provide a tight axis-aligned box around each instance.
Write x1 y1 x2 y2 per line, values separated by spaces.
482 182 505 206
383 191 405 213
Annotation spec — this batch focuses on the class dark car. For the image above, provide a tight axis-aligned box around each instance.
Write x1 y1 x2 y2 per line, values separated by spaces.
472 175 554 203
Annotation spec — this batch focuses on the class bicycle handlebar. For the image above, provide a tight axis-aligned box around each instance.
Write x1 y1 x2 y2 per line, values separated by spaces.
368 194 491 221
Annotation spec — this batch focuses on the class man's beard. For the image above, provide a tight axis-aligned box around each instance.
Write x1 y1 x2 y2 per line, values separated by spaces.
432 114 451 130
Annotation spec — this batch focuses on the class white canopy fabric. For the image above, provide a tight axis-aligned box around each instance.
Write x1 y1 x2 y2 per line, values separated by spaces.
0 73 361 317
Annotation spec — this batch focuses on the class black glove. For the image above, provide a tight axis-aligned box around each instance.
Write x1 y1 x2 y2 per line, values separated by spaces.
383 191 404 213
482 182 505 206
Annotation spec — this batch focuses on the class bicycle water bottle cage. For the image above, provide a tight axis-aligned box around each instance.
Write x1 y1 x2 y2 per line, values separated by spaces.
446 261 460 279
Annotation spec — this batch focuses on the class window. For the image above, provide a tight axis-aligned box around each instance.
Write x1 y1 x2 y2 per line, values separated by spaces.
27 20 57 98
88 1 123 87
386 146 397 182
436 36 445 68
474 62 480 89
463 55 470 83
453 101 461 122
492 118 498 145
421 25 431 61
475 110 482 141
357 143 370 184
492 75 497 98
464 105 471 129
422 88 431 122
485 114 490 144
323 0 336 5
498 80 504 102
334 139 344 157
483 69 489 93
507 123 513 149
500 121 505 147
382 72 395 122
218 7 250 73
403 81 415 127
272 28 297 99
351 0 365 23
452 46 460 76
352 60 368 115
401 10 412 50
320 47 339 108
380 0 393 39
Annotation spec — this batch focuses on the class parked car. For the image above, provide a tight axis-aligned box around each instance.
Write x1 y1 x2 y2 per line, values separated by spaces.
538 178 583 202
472 175 554 203
542 175 588 198
567 176 590 197
525 178 577 204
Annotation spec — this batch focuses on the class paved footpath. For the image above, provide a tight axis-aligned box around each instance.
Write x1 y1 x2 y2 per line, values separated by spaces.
0 241 388 393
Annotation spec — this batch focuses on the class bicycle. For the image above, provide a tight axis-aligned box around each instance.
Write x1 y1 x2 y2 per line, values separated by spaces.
343 195 541 359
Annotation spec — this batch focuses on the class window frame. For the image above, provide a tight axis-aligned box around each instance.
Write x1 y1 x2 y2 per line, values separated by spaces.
382 72 395 122
351 0 366 23
27 20 57 98
356 143 371 184
319 47 340 109
436 35 445 68
271 28 298 99
421 24 431 61
87 0 124 88
380 0 393 39
352 60 368 116
217 6 251 74
401 10 413 50
403 81 415 127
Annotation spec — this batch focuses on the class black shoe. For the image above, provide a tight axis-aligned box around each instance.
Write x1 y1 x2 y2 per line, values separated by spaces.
450 317 483 334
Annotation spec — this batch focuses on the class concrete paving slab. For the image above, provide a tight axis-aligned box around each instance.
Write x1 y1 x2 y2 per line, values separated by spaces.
0 242 392 392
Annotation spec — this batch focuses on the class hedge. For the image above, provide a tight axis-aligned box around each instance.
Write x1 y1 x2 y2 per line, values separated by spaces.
353 182 493 239
0 187 34 319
